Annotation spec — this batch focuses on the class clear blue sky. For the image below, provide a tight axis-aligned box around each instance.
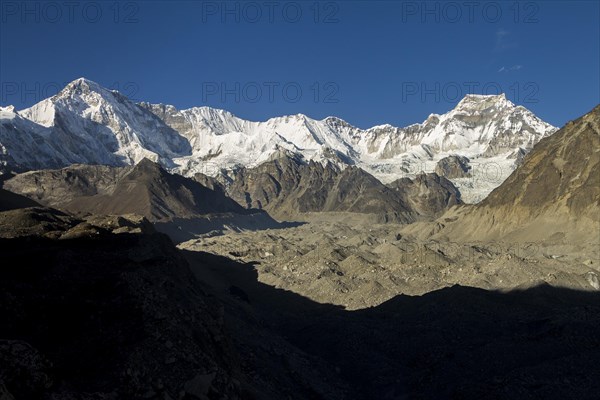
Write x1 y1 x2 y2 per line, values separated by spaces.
1 0 598 128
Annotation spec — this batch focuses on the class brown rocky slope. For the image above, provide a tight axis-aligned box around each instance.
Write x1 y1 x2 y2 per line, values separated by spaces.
4 159 252 221
407 105 600 243
222 154 460 222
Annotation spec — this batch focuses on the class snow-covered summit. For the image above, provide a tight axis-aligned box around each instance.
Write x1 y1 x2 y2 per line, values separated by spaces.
9 78 191 168
0 106 17 120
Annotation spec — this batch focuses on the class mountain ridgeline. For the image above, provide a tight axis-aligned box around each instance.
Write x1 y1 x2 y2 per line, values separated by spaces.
1 78 557 203
3 159 250 222
4 156 462 224
217 153 461 222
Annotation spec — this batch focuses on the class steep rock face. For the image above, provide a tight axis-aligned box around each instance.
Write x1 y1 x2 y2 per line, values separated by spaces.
435 155 472 179
0 106 64 170
4 159 249 221
2 78 191 169
507 147 527 167
3 164 131 205
388 173 462 219
225 155 416 222
224 155 461 222
481 105 600 216
230 156 329 210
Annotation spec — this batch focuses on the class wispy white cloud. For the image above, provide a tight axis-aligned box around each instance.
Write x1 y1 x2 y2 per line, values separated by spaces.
496 29 509 40
494 29 516 52
498 65 523 73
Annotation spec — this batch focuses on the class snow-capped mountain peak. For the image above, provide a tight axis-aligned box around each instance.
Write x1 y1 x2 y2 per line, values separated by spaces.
454 93 512 110
1 79 558 202
60 77 110 96
7 78 191 168
0 106 17 120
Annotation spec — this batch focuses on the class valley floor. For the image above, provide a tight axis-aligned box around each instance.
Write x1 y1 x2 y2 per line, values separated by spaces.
176 219 600 399
179 216 600 310
1 209 599 399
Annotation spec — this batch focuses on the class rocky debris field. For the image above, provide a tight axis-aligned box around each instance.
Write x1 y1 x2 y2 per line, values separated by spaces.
180 216 600 310
179 218 600 400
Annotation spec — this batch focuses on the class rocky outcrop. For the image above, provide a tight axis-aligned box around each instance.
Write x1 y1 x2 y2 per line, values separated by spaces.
389 172 462 218
4 159 251 221
0 206 156 239
507 147 527 167
224 155 463 222
3 164 131 206
434 155 472 179
224 155 416 222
